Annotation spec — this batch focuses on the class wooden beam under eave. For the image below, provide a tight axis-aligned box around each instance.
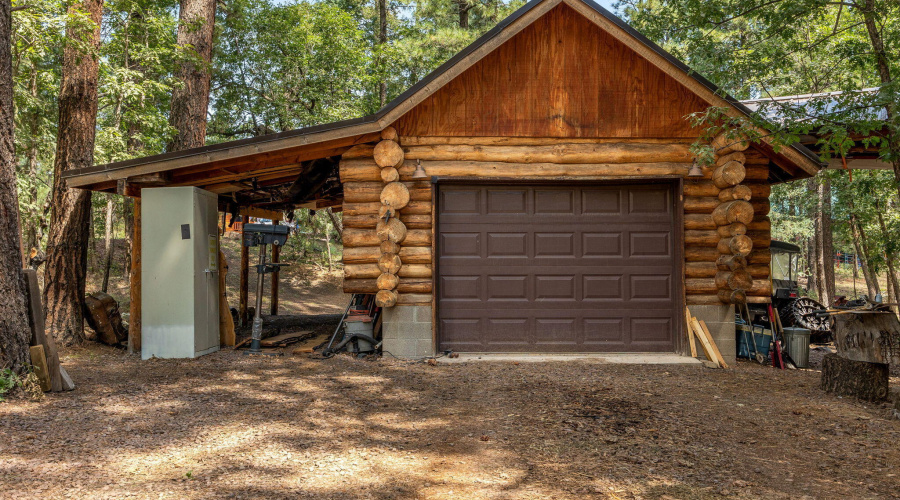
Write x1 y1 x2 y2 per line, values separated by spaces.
169 146 346 186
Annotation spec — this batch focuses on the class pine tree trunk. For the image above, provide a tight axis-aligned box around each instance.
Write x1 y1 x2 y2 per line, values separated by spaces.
816 175 834 306
378 0 387 107
168 0 216 151
457 0 470 28
43 0 102 346
875 208 900 308
850 213 879 300
0 0 33 372
101 195 114 293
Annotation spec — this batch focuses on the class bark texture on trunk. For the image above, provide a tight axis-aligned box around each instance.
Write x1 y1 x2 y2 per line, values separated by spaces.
378 0 387 107
457 0 471 28
43 0 102 346
815 176 834 306
850 211 880 300
168 0 216 151
0 0 33 372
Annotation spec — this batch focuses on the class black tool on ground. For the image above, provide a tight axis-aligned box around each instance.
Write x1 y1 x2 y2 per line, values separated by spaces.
322 294 381 358
243 223 290 356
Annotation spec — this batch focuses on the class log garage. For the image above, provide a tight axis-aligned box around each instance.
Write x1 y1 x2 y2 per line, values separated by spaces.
63 0 822 362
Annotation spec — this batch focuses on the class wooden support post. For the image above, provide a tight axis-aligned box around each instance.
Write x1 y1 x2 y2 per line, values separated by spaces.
239 228 249 326
270 242 280 316
129 197 142 353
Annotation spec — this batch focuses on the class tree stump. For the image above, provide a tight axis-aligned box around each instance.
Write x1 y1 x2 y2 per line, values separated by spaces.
821 353 889 402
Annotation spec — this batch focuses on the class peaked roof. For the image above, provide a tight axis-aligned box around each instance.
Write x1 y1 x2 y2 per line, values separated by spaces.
65 0 822 190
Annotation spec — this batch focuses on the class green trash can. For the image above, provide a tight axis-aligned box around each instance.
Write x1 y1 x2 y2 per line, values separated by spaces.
782 327 811 368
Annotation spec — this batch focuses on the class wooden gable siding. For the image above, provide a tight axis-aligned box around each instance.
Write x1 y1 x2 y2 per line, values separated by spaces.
394 4 710 138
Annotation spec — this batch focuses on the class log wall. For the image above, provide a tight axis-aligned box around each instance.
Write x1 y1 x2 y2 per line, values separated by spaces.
338 136 773 306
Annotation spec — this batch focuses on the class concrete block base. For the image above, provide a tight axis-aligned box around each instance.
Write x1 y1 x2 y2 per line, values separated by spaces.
382 305 434 358
688 304 736 366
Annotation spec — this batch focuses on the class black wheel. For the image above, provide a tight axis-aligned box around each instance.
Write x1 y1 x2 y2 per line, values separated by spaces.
784 297 833 335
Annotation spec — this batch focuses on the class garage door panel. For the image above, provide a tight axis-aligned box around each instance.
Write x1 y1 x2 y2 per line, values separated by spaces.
438 184 677 353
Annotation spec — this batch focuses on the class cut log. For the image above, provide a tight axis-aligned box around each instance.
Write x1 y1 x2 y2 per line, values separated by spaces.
381 126 399 142
717 235 753 256
716 254 749 272
381 167 399 183
29 345 51 392
712 131 750 154
821 353 889 401
375 289 398 307
23 269 62 392
686 261 766 278
712 200 754 225
402 142 695 163
685 214 770 231
376 217 408 244
343 182 431 203
718 289 747 305
378 253 402 274
397 293 432 305
343 246 381 264
712 160 746 188
683 182 769 199
399 264 433 278
342 202 382 216
374 140 404 168
398 200 432 215
345 246 431 265
377 273 399 291
717 223 747 238
685 197 766 215
343 213 431 230
718 184 753 202
381 182 411 209
380 240 400 254
378 205 395 219
715 151 746 167
687 278 770 295
715 269 753 290
344 263 381 279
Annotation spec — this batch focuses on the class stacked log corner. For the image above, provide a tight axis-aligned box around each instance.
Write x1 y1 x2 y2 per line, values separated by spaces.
339 126 433 308
684 138 771 305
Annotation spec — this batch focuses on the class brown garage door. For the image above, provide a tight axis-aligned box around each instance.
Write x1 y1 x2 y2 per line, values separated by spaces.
437 183 678 353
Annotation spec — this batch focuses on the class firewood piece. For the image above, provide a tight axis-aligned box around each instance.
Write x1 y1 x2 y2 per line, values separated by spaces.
59 366 75 391
821 353 889 401
698 319 729 368
718 235 753 256
376 217 407 243
29 345 51 392
712 131 750 155
716 254 748 271
718 184 752 202
380 126 399 142
714 151 746 167
381 182 410 209
715 270 753 290
377 273 399 291
378 253 402 274
712 200 754 226
23 269 62 392
374 140 404 168
381 167 399 183
375 289 398 308
716 223 747 238
380 240 400 254
712 160 746 188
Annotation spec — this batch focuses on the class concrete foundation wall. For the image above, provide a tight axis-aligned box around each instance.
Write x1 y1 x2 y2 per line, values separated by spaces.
688 304 736 366
382 306 434 358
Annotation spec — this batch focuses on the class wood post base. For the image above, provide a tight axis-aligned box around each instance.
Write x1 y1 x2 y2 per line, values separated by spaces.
821 353 889 402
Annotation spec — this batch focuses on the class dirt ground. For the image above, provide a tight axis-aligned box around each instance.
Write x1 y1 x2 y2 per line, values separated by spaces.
2 336 899 499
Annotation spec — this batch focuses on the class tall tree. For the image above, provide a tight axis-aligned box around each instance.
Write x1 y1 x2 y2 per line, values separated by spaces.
43 0 103 345
0 0 32 372
169 0 216 151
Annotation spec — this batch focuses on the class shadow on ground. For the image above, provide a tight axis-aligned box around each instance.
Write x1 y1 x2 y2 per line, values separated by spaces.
1 334 899 499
